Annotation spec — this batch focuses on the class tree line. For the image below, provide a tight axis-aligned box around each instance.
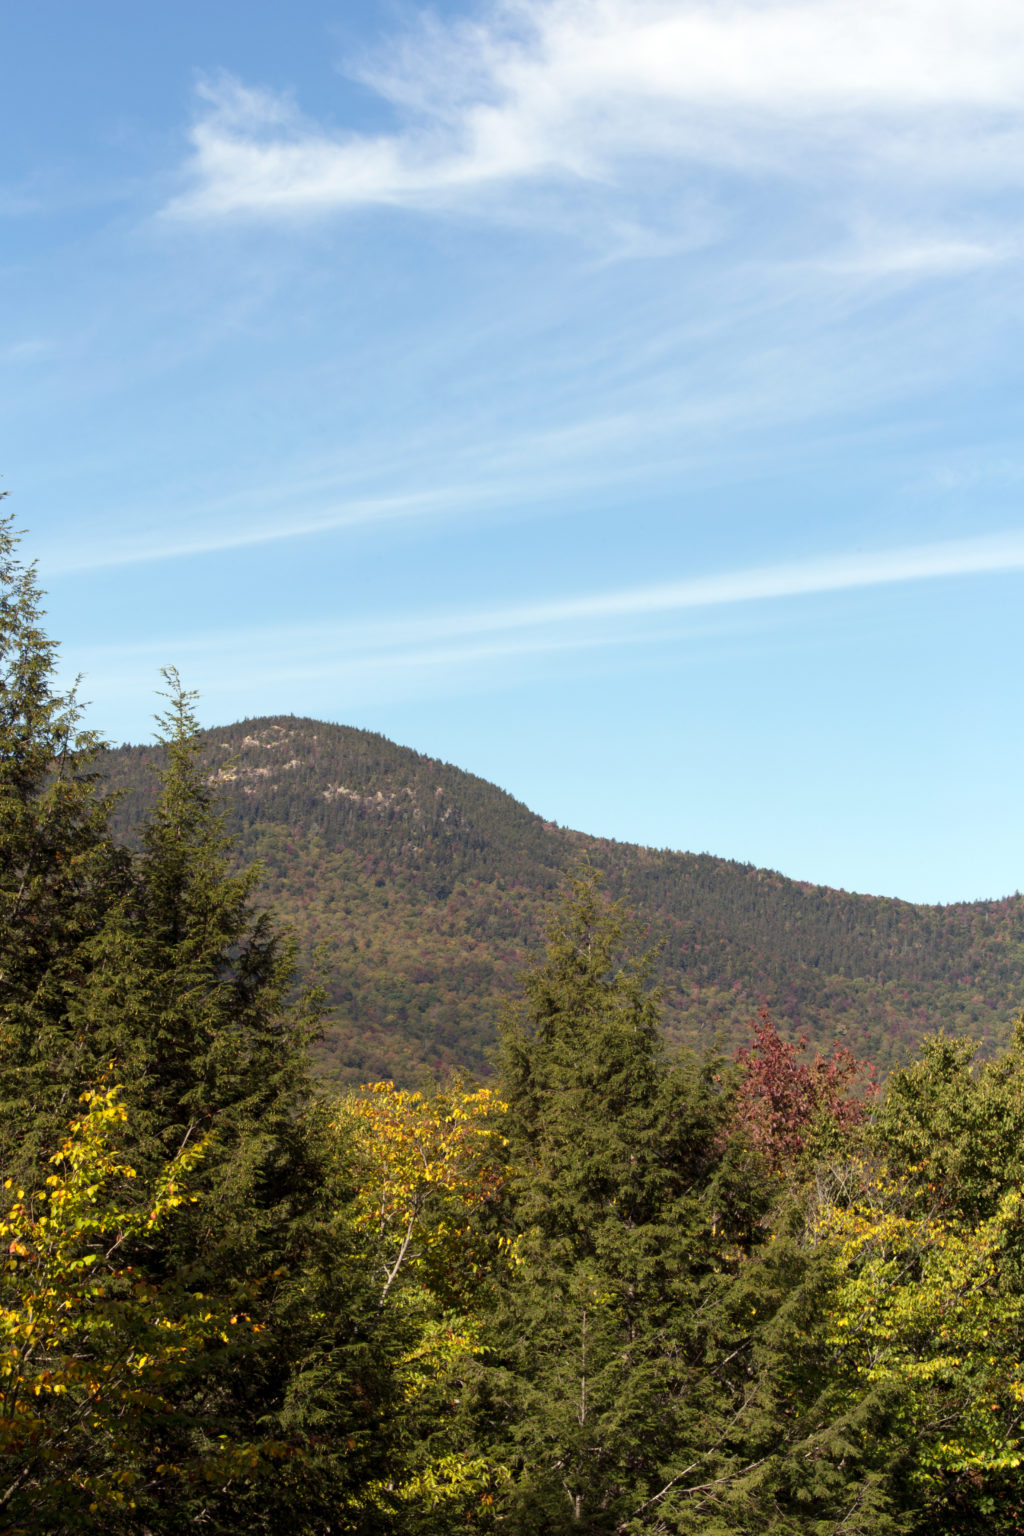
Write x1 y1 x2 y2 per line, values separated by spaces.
3 509 1024 1533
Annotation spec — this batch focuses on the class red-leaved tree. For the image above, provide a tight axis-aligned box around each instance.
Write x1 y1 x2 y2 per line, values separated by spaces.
731 1010 876 1169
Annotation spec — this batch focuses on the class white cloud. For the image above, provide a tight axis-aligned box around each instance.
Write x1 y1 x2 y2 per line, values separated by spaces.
44 485 488 574
358 529 1024 644
818 237 1012 279
72 529 1024 670
168 0 1024 220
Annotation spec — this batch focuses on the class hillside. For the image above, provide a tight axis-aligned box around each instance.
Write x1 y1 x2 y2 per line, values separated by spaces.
98 716 1024 1085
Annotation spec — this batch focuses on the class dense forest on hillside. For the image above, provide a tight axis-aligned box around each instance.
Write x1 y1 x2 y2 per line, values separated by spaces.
100 717 1024 1084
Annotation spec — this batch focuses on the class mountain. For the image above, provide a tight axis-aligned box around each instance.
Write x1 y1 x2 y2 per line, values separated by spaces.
97 716 1024 1086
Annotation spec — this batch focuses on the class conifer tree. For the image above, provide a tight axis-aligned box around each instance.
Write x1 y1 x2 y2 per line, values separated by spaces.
474 870 760 1534
67 670 399 1533
0 509 126 1174
0 525 421 1529
77 670 317 1197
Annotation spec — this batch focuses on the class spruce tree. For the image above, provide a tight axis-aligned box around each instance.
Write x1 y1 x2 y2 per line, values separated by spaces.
76 670 317 1197
0 528 403 1530
474 870 757 1535
0 509 126 1173
463 872 900 1535
67 670 399 1534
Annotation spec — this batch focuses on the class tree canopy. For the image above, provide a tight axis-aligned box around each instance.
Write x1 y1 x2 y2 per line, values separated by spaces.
4 516 1024 1532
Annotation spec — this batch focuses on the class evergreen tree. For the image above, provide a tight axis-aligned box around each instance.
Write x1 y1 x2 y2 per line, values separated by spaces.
0 508 126 1175
469 870 764 1534
76 670 318 1199
0 531 403 1530
65 670 400 1533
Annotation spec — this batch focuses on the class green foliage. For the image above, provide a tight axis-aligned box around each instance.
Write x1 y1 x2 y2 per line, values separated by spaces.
818 1165 1024 1522
0 510 126 1174
824 1023 1024 1531
873 1024 1024 1224
0 529 399 1532
464 872 778 1533
75 671 320 1211
64 672 401 1534
12 516 1024 1532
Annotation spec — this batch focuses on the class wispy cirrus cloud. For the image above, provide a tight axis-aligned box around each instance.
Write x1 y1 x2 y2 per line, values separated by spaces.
814 234 1014 279
75 529 1024 673
60 528 1024 760
167 0 1024 223
421 529 1024 638
42 484 493 575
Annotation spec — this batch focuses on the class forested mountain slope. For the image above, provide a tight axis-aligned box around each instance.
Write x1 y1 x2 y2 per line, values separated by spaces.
99 716 1024 1084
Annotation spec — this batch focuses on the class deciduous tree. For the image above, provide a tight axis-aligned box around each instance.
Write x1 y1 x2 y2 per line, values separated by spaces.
732 1009 874 1171
0 1085 235 1533
336 1079 511 1527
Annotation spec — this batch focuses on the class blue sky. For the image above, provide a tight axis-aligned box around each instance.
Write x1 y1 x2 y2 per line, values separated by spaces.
5 0 1024 903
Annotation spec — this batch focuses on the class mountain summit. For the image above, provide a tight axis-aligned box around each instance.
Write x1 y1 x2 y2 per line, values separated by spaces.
99 716 1024 1084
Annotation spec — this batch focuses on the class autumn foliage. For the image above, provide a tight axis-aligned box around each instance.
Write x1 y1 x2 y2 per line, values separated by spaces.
731 1008 876 1167
9 515 1024 1532
338 1079 508 1308
0 1087 236 1528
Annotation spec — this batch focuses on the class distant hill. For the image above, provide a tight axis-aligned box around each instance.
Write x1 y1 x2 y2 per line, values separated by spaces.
98 716 1024 1086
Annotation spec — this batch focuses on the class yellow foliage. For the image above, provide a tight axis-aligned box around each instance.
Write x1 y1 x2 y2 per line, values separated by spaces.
816 1160 1024 1483
335 1079 509 1304
0 1086 244 1520
333 1081 512 1519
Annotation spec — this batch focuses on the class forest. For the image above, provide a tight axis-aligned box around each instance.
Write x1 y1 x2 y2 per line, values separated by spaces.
95 715 1024 1089
5 508 1024 1535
